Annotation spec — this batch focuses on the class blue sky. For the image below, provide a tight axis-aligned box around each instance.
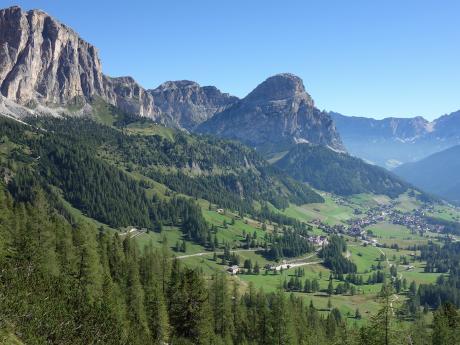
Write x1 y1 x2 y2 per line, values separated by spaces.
3 0 460 120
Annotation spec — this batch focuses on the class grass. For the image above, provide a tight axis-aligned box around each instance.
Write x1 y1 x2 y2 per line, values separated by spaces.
367 222 431 247
395 193 422 212
91 97 125 126
200 204 268 246
238 263 382 322
426 205 460 222
348 193 391 209
134 226 205 255
0 327 24 345
348 245 383 273
283 194 356 226
125 122 176 140
400 266 443 285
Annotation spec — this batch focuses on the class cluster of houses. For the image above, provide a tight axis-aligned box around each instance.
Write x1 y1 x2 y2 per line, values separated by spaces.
307 235 329 246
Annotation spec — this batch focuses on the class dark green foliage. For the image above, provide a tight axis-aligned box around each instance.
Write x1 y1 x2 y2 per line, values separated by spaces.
414 242 460 310
275 143 411 197
28 117 323 215
0 185 355 345
320 235 357 274
37 135 152 228
267 229 314 260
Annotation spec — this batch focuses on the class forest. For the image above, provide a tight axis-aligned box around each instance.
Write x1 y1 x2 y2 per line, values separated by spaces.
2 116 460 344
1 184 459 345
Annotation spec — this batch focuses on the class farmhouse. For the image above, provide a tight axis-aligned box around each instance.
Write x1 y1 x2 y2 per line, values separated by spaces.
227 265 239 275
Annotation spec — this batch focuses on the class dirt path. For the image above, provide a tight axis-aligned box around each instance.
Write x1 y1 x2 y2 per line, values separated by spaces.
272 260 322 271
272 250 322 271
175 248 259 260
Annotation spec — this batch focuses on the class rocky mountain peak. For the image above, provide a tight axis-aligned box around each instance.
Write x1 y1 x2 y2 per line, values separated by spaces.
155 80 200 91
0 6 105 105
0 6 161 119
196 74 343 154
245 73 314 107
150 80 238 130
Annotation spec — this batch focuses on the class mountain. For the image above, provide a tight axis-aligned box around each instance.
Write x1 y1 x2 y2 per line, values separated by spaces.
394 145 460 205
331 111 460 169
196 73 344 155
149 80 238 130
0 6 160 117
0 6 237 130
274 143 412 198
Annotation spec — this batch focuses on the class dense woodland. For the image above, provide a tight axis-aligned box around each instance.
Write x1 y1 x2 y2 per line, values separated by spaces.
28 117 323 215
1 181 459 344
320 235 357 274
409 241 460 310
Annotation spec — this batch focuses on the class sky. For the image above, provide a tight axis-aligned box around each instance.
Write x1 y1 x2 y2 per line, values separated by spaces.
2 0 460 120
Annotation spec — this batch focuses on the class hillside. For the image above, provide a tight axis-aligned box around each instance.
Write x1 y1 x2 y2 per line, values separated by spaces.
394 145 460 205
274 144 412 197
1 113 323 225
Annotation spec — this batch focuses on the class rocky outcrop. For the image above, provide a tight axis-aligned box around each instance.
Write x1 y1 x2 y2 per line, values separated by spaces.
0 6 158 118
149 80 238 130
196 73 344 154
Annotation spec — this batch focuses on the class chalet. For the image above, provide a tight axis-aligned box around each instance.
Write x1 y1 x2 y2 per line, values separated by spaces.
227 265 239 275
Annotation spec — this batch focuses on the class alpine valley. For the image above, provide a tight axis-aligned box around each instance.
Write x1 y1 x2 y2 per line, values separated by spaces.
1 5 460 345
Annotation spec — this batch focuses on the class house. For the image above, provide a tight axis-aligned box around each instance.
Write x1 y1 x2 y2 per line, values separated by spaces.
227 265 239 275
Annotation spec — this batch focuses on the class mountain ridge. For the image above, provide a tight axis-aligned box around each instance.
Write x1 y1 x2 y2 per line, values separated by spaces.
0 6 239 131
331 110 460 168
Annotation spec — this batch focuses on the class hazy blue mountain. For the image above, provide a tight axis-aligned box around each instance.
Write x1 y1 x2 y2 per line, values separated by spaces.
394 145 460 205
331 111 460 169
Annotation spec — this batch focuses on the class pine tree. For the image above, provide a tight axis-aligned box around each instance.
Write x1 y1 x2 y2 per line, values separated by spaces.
210 273 234 340
328 279 334 296
432 303 460 345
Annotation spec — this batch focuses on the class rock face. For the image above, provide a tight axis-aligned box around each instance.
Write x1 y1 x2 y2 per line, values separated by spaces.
331 111 460 169
0 6 158 117
149 80 238 130
196 73 344 154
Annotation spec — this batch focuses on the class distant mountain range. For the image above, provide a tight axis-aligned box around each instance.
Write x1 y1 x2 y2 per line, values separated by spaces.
394 145 460 205
331 111 460 169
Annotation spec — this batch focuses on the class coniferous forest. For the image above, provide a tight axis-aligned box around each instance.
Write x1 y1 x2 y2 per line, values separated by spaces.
1 115 460 345
2 185 460 345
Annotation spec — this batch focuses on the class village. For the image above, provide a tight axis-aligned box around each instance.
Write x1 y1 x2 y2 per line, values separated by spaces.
309 200 450 248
